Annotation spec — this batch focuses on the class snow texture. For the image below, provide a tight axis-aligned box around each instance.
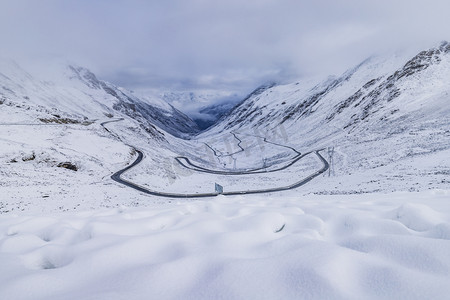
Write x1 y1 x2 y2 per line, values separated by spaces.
1 192 450 300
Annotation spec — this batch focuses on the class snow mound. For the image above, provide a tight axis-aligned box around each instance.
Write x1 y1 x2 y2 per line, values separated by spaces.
389 203 444 231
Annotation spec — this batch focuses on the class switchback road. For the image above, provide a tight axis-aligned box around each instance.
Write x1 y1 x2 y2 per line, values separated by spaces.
104 120 329 198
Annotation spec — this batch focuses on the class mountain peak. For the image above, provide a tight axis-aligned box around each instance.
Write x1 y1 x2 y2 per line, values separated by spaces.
67 65 102 89
439 40 450 52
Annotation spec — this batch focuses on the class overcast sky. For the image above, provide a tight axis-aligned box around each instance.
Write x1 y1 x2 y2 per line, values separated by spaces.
1 0 449 98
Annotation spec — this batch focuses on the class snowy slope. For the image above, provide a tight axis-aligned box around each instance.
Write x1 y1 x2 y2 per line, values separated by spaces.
0 59 200 213
199 42 450 193
0 60 199 138
206 43 449 135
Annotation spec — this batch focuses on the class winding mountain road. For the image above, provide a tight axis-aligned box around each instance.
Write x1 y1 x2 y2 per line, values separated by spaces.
104 119 329 198
177 132 304 175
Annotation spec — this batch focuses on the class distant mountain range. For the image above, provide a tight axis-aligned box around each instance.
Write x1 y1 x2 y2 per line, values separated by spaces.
160 91 241 129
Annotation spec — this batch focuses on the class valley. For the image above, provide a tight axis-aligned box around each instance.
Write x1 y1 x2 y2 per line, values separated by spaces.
0 43 449 300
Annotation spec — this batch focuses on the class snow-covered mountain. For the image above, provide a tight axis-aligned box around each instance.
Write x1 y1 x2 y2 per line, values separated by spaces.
200 42 450 193
0 59 205 214
161 90 242 129
208 42 450 134
0 61 199 138
193 101 239 129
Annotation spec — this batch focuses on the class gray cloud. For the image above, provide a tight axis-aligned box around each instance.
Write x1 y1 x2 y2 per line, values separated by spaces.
1 0 449 99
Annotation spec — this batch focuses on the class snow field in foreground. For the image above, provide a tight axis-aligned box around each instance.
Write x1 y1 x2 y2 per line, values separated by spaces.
0 190 449 300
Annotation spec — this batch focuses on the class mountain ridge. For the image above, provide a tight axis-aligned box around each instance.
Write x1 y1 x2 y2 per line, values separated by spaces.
204 42 450 135
0 61 200 139
196 42 449 193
